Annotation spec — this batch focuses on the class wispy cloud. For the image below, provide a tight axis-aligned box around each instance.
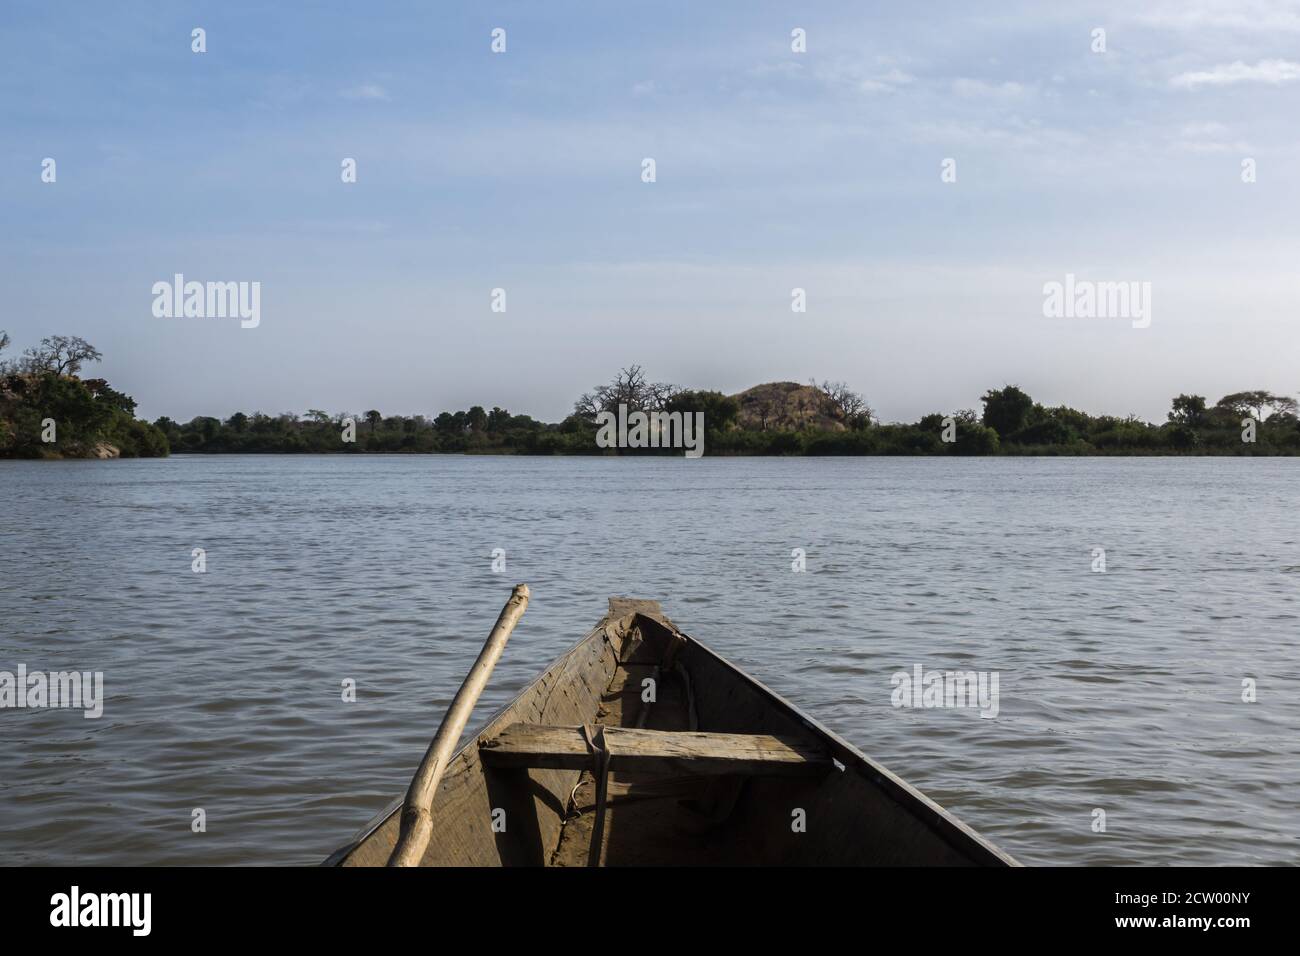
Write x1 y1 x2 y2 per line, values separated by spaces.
858 68 915 94
951 78 1027 99
1170 59 1300 89
1175 122 1251 152
340 83 390 101
800 58 915 95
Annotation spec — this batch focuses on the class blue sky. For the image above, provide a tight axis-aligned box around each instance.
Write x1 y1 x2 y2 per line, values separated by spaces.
3 1 1298 422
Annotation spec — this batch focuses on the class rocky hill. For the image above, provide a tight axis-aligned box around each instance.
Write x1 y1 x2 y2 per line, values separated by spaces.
728 381 847 432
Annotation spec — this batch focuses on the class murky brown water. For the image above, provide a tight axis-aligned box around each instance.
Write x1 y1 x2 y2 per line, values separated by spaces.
1 455 1297 864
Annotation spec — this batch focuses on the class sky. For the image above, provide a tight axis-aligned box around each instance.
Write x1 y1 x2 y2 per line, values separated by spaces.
3 1 1298 424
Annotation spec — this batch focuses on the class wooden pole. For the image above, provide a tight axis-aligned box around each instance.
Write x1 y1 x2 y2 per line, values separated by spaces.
387 584 531 867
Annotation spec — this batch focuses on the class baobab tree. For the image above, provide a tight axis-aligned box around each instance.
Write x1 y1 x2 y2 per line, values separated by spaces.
574 365 679 419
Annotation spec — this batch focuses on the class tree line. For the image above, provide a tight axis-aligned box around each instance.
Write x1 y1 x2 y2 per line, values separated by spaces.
155 367 1300 456
3 339 1297 459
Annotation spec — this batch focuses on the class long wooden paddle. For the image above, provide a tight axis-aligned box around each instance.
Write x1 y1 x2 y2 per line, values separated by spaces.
387 584 531 867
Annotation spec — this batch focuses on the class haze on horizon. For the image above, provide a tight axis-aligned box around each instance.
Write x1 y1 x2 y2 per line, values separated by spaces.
3 1 1298 425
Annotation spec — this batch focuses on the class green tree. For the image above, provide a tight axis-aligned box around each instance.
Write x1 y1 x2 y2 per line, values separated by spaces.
953 421 1000 455
1167 424 1199 450
466 405 488 433
664 389 739 434
81 379 137 415
981 385 1034 439
153 416 182 446
1168 394 1208 427
1216 391 1298 421
433 412 459 437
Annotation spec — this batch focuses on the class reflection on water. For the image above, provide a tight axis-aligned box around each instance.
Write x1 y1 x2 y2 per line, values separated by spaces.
1 455 1297 865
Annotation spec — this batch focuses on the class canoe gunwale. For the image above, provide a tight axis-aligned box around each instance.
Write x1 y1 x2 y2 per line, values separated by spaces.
682 636 1019 867
322 599 1019 867
320 615 616 866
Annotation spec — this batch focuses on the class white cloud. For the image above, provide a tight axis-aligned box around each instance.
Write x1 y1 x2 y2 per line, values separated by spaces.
804 59 914 95
952 78 1026 99
858 68 915 93
341 83 390 101
747 60 803 79
1170 59 1300 89
1173 122 1250 152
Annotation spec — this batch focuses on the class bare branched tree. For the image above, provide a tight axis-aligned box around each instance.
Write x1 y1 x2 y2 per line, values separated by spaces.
575 365 680 419
815 379 875 427
20 335 103 377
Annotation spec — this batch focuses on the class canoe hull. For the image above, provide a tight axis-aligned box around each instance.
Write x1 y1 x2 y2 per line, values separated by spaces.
324 599 1017 866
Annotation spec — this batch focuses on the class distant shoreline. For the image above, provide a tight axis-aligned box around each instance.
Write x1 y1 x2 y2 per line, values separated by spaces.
147 379 1300 458
14 451 1300 460
5 343 1299 459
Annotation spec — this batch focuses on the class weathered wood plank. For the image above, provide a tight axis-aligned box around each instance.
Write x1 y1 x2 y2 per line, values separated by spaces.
606 597 663 618
336 621 617 866
480 724 831 777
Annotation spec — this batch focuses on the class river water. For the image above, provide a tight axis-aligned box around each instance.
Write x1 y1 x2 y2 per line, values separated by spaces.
1 455 1296 865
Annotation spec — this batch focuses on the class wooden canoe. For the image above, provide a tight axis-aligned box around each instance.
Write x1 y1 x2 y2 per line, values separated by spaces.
324 598 1018 866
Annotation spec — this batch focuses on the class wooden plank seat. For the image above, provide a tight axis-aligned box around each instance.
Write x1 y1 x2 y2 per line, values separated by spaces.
479 724 832 777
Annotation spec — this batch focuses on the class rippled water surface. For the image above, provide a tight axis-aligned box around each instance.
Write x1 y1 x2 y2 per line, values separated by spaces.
1 455 1297 865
